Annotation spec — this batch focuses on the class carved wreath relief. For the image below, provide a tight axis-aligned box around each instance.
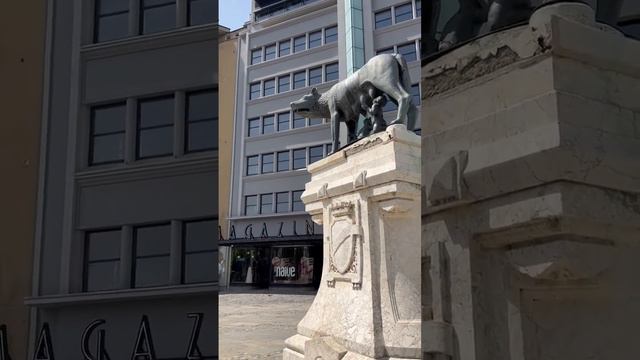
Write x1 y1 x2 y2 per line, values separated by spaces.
327 201 363 289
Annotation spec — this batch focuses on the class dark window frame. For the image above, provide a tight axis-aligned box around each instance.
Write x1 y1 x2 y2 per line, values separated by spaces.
136 94 175 160
181 218 217 284
89 102 126 166
309 30 322 48
324 25 338 44
139 0 177 35
83 228 122 292
375 8 392 29
279 39 291 57
245 195 258 215
261 152 274 174
185 88 217 153
277 150 290 172
394 2 414 24
246 155 259 176
132 222 172 289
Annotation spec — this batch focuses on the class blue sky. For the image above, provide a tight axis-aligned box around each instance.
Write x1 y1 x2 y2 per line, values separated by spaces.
219 0 252 30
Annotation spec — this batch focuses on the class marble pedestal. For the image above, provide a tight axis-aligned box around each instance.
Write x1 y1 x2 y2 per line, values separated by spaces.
422 3 640 359
283 125 421 359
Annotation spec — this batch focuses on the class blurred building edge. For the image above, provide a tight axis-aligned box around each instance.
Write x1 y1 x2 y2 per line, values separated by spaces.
23 0 220 358
0 1 46 359
219 0 421 292
218 27 241 288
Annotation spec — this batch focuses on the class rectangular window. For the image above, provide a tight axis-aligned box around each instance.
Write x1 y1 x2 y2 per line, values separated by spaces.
263 79 276 97
309 66 322 86
188 0 215 26
279 39 291 57
84 229 121 292
264 43 277 61
94 0 129 43
309 30 322 48
375 9 392 29
309 145 323 164
293 113 306 128
278 75 290 93
376 46 395 55
262 153 274 173
251 48 262 65
277 112 290 131
183 219 217 284
89 102 126 165
185 89 217 153
276 192 289 213
293 148 306 169
262 115 274 134
395 3 413 23
293 35 306 53
415 0 421 17
140 0 176 35
325 62 339 82
293 71 306 89
133 223 171 288
247 155 259 175
325 25 337 44
397 42 417 62
137 95 174 159
260 193 273 214
292 190 304 212
277 151 289 172
245 195 258 215
309 118 323 126
249 82 261 100
411 83 421 105
248 117 260 137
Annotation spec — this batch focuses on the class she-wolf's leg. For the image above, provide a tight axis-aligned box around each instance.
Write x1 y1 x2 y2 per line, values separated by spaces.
375 81 412 126
331 113 340 153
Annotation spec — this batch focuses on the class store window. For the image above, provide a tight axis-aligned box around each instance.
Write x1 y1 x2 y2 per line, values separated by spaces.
293 71 306 89
278 75 290 93
276 192 289 213
271 246 314 285
246 155 259 175
397 42 417 62
309 145 323 164
293 148 306 169
94 0 130 43
292 190 304 211
133 224 171 288
375 8 392 29
260 193 273 214
395 2 414 23
140 0 176 35
183 219 217 284
309 66 322 86
262 153 274 173
245 195 258 215
251 49 262 65
262 115 275 134
185 89 217 153
84 229 122 292
309 30 322 48
279 39 291 57
263 78 276 96
230 247 259 284
325 62 339 82
264 43 277 61
325 25 337 44
277 112 290 131
249 82 261 99
293 35 306 53
137 95 174 159
277 151 290 172
248 117 260 137
188 0 215 26
89 102 126 166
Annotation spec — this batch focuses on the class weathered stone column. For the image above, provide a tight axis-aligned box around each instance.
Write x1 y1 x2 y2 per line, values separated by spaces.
284 124 421 359
422 2 640 359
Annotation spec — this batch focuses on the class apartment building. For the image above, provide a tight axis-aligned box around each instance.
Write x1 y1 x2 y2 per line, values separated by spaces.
24 0 219 357
222 0 421 290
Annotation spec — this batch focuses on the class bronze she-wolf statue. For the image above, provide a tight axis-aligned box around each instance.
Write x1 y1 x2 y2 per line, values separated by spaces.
290 53 417 152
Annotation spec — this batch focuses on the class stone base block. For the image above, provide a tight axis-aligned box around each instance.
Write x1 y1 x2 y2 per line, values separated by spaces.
283 348 305 360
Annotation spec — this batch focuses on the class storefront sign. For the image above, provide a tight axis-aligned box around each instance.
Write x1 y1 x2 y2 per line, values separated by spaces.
273 265 296 278
220 219 316 241
1 313 212 360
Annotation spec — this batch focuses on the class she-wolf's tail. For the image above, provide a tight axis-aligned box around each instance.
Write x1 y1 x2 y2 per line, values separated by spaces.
393 53 413 93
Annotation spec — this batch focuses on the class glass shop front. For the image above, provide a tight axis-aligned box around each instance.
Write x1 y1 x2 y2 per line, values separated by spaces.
230 243 321 288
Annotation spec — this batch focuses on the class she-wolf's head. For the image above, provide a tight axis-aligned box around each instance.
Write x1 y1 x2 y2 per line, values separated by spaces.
290 88 324 118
